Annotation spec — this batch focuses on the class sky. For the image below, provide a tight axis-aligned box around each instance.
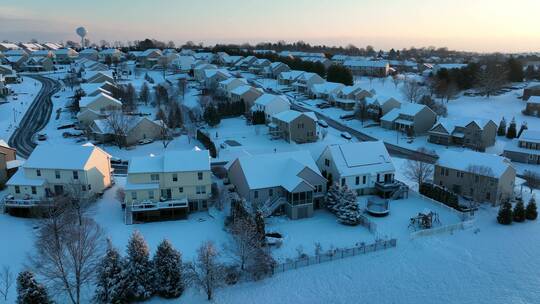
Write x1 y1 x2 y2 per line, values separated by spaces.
1 0 540 53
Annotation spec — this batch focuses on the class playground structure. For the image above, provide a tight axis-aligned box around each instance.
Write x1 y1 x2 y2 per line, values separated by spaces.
408 211 441 230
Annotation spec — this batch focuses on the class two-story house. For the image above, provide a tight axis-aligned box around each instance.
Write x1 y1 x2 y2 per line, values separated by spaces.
428 118 497 151
0 140 18 186
226 150 327 219
316 141 397 197
435 150 515 205
504 130 540 164
124 149 212 222
251 93 291 122
270 110 318 143
381 102 437 135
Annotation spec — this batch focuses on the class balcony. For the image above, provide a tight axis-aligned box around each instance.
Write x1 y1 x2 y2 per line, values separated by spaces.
2 195 53 208
130 198 188 212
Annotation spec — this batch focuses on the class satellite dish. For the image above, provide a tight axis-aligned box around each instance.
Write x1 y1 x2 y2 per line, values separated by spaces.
76 26 88 47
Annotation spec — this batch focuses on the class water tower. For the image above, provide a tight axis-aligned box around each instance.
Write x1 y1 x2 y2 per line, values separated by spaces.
76 26 88 48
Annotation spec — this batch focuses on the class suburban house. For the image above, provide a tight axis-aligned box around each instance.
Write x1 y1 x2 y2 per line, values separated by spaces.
78 92 122 113
523 84 540 101
220 55 244 67
218 78 248 99
302 56 332 69
136 49 162 68
54 48 79 63
84 71 115 83
89 116 163 146
428 118 498 151
21 57 54 72
310 82 345 100
124 149 212 222
2 55 27 70
230 85 264 109
0 43 20 51
263 62 290 79
0 65 18 83
3 144 113 215
78 48 99 61
435 150 516 205
234 56 258 70
194 63 217 81
98 48 124 62
270 110 318 143
381 102 437 135
170 55 196 73
202 69 232 90
248 58 272 75
0 140 18 186
251 93 291 122
364 96 401 120
79 81 117 97
343 60 390 77
504 130 540 164
226 150 327 219
524 96 540 116
316 141 398 197
277 70 305 86
29 50 55 59
291 72 325 94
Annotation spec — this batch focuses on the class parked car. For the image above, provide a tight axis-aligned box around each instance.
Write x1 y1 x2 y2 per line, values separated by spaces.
340 132 352 140
37 133 47 141
138 138 154 145
317 119 329 128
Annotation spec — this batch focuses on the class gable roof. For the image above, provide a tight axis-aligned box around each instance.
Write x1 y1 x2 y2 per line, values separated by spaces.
519 130 540 144
254 93 290 107
437 150 513 178
128 149 210 173
323 141 395 177
273 110 317 123
23 143 109 170
79 93 122 108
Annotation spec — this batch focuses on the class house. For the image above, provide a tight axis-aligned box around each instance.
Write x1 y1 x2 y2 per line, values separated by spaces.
270 110 318 143
0 140 18 186
317 141 397 197
364 96 401 120
217 78 248 99
171 55 196 73
90 116 163 146
202 69 232 90
43 43 63 50
54 48 79 63
98 49 124 62
0 43 21 51
0 65 18 83
2 55 27 70
84 71 115 83
524 96 540 117
523 84 540 101
428 118 498 151
251 94 291 122
192 52 215 62
381 102 437 135
230 85 263 109
504 130 540 164
226 150 327 219
302 56 333 69
194 63 217 81
277 70 305 86
79 92 122 113
21 57 54 72
3 144 113 215
291 72 325 94
79 49 99 61
74 58 109 72
124 149 212 222
249 58 272 75
77 109 106 126
29 50 55 59
220 55 244 67
310 82 345 100
234 56 257 70
263 62 290 79
435 150 515 205
136 49 162 68
343 60 390 77
79 81 117 97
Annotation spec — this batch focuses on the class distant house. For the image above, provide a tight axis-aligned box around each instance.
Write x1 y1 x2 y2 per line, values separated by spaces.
218 78 248 99
202 69 232 90
270 110 318 143
328 84 371 110
343 60 390 77
381 102 437 135
435 150 515 205
251 93 291 122
310 82 345 100
98 49 124 62
2 55 27 70
124 149 212 222
54 48 79 63
249 58 272 75
79 92 122 113
291 72 325 94
431 63 467 74
317 141 397 196
136 49 162 68
0 76 10 97
78 49 99 61
302 56 332 69
226 150 327 219
0 43 21 51
523 84 540 101
524 96 540 117
79 81 117 97
230 85 263 109
84 71 115 83
0 140 18 186
220 55 244 67
364 96 401 120
263 62 290 79
428 118 497 151
234 56 258 70
194 63 217 81
277 70 305 86
90 116 163 146
504 130 540 164
21 57 54 72
170 55 196 73
29 50 55 59
4 144 113 215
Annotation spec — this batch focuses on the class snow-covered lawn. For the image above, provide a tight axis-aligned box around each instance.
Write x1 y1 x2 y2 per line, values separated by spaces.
0 76 42 140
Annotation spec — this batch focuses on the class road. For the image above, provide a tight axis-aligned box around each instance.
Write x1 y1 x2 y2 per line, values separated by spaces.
8 75 61 159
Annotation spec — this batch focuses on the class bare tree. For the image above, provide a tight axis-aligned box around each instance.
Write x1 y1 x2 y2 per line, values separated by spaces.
523 170 540 193
190 241 224 301
476 64 508 98
31 199 105 304
403 148 434 190
401 79 425 103
224 217 260 271
392 75 401 89
105 110 134 148
354 99 368 126
0 265 14 301
159 120 172 149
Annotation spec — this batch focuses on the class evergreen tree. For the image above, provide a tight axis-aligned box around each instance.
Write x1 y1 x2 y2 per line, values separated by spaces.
326 65 354 86
95 240 124 304
517 121 528 138
156 107 167 124
325 183 343 213
497 202 513 225
140 82 150 105
526 196 538 220
153 240 184 299
335 186 361 225
497 117 506 136
203 106 221 127
16 271 51 304
506 57 524 82
254 211 266 244
121 231 154 302
506 117 517 139
513 200 526 222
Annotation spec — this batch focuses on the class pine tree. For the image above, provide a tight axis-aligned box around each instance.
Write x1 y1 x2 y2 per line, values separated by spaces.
140 82 150 105
121 231 154 302
16 271 51 304
497 201 513 225
497 117 506 136
325 183 343 213
153 240 184 299
203 106 221 127
513 200 526 222
95 239 124 304
336 186 361 225
517 121 528 138
526 196 538 220
254 211 266 244
506 117 517 139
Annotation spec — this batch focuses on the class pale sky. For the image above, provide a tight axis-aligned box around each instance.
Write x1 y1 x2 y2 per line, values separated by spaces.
1 0 540 53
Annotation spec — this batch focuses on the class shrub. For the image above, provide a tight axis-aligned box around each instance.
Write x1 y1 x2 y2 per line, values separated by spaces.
497 202 513 225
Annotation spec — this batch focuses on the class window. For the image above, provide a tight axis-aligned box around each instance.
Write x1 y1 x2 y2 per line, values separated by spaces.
149 191 155 200
55 170 60 179
202 200 208 209
82 185 86 191
196 186 206 195
355 176 360 185
363 176 367 184
131 192 137 200
73 171 78 180
36 169 41 177
198 172 203 180
318 185 322 193
456 171 460 178
88 184 92 190
31 186 36 195
341 178 346 186
179 187 184 193
324 159 330 167
172 174 178 182
254 190 259 199
269 189 273 196
151 174 159 181
15 186 20 194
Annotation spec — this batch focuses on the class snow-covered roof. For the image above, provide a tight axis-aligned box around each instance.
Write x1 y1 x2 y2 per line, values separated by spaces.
311 82 345 95
92 117 160 135
343 60 389 68
0 139 11 149
433 63 467 70
273 110 317 123
79 93 122 108
339 84 364 96
254 93 290 107
230 85 260 96
381 102 428 122
230 150 323 191
519 130 540 144
527 96 540 104
324 141 395 177
99 48 122 55
279 70 305 81
128 149 210 174
23 143 109 171
6 170 46 186
140 49 162 57
504 139 540 156
79 48 98 54
431 118 496 134
437 150 512 178
0 43 20 50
